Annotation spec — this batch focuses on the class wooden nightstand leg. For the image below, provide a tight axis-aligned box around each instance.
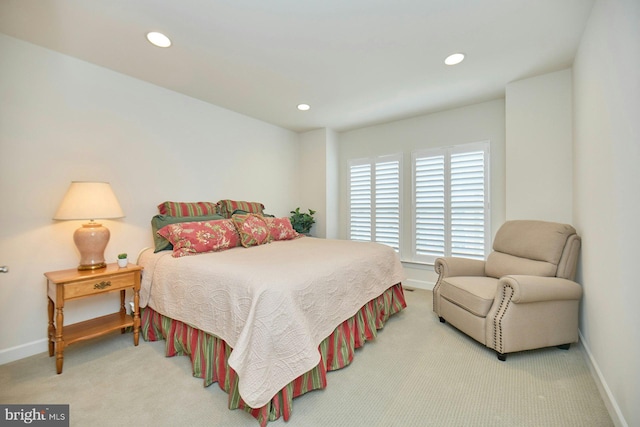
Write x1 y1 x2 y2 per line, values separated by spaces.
133 288 140 346
48 298 55 357
120 290 126 334
55 306 64 374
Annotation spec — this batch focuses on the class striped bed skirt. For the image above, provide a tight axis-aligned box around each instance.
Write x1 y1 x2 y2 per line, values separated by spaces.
140 283 406 426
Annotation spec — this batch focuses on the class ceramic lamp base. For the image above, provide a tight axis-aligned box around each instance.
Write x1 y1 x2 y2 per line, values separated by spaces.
74 221 110 270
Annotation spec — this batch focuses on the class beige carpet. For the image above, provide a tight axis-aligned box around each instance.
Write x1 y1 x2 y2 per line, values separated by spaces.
0 288 613 426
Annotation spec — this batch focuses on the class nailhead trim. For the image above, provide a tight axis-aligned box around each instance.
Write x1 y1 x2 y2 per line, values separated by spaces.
433 263 443 314
493 283 514 354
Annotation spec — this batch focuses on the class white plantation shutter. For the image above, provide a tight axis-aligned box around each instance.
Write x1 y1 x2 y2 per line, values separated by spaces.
412 142 489 263
375 160 401 250
413 153 446 259
348 155 402 252
349 162 372 241
450 149 486 259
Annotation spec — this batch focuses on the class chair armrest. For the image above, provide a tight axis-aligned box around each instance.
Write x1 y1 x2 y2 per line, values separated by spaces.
435 257 486 278
499 275 583 303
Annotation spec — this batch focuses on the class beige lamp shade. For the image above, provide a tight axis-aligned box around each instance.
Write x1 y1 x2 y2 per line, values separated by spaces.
54 182 125 270
53 181 124 221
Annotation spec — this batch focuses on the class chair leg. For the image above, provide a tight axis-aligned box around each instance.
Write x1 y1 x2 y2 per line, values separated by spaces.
557 343 571 350
439 317 445 323
496 352 507 361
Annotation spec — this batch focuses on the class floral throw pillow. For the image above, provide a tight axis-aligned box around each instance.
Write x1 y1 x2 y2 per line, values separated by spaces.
157 219 240 257
231 214 271 247
264 217 299 241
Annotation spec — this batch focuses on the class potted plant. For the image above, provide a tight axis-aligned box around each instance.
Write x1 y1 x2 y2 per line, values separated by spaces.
289 208 316 235
117 253 128 268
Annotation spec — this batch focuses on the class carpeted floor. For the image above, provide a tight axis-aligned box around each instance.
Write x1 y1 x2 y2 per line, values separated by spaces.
0 288 613 426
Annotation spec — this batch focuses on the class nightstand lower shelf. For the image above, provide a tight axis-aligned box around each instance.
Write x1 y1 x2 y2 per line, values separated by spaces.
60 311 133 346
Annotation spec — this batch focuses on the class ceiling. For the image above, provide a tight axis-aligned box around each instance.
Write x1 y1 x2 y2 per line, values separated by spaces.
0 0 595 133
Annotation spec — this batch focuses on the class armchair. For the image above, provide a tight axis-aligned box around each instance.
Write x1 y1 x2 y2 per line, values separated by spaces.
433 220 582 361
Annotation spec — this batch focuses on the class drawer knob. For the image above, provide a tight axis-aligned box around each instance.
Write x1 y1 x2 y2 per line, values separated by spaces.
94 281 112 290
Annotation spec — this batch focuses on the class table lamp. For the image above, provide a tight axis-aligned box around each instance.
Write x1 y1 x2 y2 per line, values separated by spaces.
53 181 125 270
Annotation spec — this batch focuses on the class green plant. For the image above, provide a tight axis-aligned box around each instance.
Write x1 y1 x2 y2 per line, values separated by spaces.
117 253 128 259
289 208 316 234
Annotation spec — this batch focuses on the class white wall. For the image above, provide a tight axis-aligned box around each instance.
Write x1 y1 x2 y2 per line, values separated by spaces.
299 129 326 237
505 69 573 223
325 129 339 239
298 128 340 239
0 34 300 363
573 1 640 425
338 99 506 289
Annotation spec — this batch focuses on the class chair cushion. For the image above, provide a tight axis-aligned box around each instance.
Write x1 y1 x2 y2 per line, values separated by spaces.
439 276 499 317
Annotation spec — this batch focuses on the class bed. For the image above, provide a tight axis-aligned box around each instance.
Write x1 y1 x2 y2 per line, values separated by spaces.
137 202 407 425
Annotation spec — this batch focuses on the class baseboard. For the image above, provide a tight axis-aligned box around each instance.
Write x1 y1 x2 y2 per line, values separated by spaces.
578 331 628 427
403 278 434 291
0 338 48 366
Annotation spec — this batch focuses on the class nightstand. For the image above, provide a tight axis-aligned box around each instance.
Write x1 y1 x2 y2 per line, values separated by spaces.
44 263 143 374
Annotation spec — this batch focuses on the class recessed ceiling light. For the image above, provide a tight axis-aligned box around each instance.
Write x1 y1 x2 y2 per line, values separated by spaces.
444 53 465 65
297 104 310 111
146 32 172 48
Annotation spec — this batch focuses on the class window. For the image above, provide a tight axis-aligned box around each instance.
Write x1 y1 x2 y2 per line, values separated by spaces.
412 141 490 263
348 154 402 252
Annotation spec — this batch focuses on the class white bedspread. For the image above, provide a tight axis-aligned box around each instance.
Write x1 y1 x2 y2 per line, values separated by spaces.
138 237 404 408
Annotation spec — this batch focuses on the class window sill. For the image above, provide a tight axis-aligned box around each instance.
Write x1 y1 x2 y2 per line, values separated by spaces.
400 260 435 269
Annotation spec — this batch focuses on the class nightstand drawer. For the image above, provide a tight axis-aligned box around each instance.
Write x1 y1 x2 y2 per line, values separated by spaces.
64 271 137 299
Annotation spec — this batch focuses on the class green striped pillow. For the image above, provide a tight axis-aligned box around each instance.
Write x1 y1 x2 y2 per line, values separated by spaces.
217 200 265 218
157 201 219 217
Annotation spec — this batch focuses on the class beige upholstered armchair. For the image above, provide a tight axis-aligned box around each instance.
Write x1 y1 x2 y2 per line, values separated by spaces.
433 220 582 361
